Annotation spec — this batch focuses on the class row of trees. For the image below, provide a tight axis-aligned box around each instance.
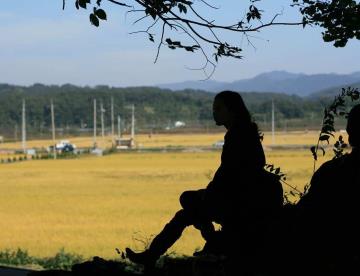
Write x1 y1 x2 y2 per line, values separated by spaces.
0 83 338 137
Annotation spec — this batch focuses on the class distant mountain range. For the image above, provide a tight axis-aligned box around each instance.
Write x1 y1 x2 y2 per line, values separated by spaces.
157 71 360 97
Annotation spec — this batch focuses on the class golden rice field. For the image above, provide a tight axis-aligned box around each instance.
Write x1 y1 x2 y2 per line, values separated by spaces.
0 130 346 150
0 131 347 260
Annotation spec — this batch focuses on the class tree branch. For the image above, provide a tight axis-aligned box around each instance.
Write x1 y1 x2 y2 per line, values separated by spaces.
67 0 312 76
154 22 166 63
107 0 132 7
198 0 220 10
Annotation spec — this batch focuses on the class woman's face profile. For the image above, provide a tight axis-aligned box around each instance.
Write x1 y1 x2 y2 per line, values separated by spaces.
213 98 231 126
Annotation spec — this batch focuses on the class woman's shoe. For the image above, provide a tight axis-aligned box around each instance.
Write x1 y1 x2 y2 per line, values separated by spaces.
125 248 157 266
193 241 213 257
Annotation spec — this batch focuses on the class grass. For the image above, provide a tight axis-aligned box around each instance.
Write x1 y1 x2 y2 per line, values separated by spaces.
0 146 335 260
0 152 218 258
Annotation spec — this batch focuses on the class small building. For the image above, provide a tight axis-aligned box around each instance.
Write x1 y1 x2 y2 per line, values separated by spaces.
91 148 103 156
339 129 347 133
174 121 186 128
115 104 136 149
26 149 36 156
115 137 135 149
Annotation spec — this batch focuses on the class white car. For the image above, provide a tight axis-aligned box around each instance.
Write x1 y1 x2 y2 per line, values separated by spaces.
213 140 224 148
55 140 77 153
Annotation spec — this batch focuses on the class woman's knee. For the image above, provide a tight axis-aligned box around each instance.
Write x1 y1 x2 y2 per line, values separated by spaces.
172 209 193 226
180 190 201 209
179 191 190 207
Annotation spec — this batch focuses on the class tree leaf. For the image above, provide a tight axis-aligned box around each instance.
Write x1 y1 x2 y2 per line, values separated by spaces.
150 11 156 20
178 3 187 14
79 0 88 9
90 13 99 27
310 146 317 161
319 134 330 143
95 9 107 20
319 134 330 140
148 34 154 42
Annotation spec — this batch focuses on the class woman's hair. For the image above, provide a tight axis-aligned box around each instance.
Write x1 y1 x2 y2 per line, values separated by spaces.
347 104 360 147
215 90 252 123
215 90 261 138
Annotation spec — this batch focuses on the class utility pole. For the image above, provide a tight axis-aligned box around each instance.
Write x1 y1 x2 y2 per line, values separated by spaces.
100 101 105 140
51 99 57 159
131 104 135 140
93 99 97 148
111 97 114 145
22 99 26 153
263 114 267 130
117 115 121 138
271 99 275 145
14 124 18 142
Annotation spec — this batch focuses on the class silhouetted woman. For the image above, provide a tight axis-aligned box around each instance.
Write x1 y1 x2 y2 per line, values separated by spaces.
126 91 282 266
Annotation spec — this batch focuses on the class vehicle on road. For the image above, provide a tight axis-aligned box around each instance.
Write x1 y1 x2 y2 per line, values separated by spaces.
48 140 77 154
212 140 224 149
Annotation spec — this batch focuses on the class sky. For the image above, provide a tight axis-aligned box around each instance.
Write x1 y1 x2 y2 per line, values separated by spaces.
1 0 360 87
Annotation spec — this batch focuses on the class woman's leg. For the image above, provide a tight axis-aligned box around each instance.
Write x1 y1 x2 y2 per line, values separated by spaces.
180 190 215 240
126 190 215 265
126 209 193 265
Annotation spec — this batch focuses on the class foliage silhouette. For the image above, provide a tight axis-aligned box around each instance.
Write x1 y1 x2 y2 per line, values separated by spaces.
277 86 360 204
293 0 360 47
311 86 360 172
61 0 360 76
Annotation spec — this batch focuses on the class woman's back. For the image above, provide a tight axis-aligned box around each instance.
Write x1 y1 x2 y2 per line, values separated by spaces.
211 122 265 193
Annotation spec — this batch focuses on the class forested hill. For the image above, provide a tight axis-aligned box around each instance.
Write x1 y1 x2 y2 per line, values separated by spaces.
309 82 360 99
0 83 332 136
